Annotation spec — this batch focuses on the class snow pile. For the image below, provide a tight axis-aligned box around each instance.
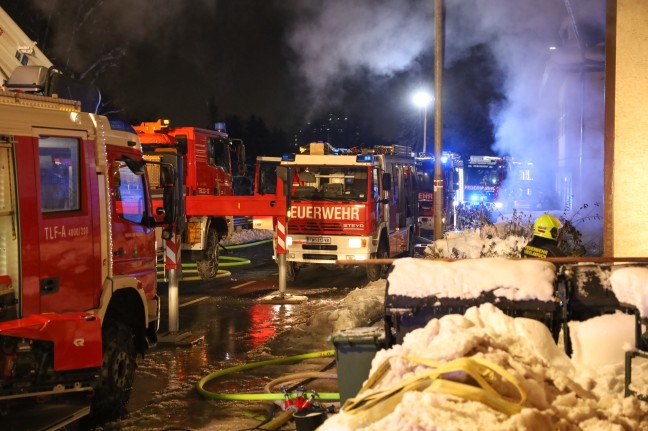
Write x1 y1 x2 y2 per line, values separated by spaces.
568 312 636 368
220 228 273 245
610 266 648 317
388 257 556 301
265 281 386 355
424 229 528 258
320 304 648 431
314 282 386 333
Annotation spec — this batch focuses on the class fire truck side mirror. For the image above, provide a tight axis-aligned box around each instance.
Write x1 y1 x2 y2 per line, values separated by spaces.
162 185 177 224
122 155 146 175
276 166 288 182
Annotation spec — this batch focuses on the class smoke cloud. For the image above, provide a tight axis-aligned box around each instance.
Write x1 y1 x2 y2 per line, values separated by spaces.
286 0 606 220
286 0 433 93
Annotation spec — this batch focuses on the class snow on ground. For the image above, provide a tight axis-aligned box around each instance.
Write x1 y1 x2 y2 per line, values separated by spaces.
217 229 648 430
262 280 387 356
313 255 648 430
321 303 648 430
318 258 648 430
220 228 274 245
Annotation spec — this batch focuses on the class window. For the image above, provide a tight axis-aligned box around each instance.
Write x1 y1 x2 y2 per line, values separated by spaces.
289 166 369 201
208 137 230 173
39 137 80 213
258 161 278 195
114 163 147 224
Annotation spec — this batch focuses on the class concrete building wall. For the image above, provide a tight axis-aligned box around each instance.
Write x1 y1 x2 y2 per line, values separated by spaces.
605 0 648 256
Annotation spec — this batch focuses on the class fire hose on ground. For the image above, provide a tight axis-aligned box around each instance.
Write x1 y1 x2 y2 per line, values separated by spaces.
197 350 340 430
157 239 272 281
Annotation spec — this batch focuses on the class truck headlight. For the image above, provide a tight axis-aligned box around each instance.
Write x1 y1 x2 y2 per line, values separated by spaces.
348 238 366 248
287 236 293 246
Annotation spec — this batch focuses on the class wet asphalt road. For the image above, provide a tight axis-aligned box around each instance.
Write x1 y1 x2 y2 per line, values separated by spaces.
97 241 369 431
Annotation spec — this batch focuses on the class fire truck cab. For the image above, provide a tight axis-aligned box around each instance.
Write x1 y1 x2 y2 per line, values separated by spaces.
0 7 179 427
279 143 418 281
135 120 246 279
0 89 178 426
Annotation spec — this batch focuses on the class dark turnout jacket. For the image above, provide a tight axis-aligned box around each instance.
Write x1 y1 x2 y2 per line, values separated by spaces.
521 236 566 258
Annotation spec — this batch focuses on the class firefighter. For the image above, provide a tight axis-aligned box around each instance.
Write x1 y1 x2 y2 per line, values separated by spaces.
521 213 566 258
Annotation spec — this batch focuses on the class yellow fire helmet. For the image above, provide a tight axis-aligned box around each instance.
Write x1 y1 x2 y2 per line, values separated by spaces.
533 214 562 240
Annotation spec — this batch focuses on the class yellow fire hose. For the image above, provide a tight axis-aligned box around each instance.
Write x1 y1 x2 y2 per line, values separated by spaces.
340 354 527 429
157 239 271 281
196 350 339 401
197 350 338 430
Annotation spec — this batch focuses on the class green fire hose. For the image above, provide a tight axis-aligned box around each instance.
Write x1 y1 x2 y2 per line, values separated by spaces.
197 350 340 401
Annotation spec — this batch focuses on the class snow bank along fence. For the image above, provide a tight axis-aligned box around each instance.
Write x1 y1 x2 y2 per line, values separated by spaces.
380 257 648 402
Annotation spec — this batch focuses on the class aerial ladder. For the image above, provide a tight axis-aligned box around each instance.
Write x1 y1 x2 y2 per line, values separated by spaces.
0 6 53 84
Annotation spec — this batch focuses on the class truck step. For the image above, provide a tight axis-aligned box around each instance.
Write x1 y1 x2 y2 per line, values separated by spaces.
0 402 90 431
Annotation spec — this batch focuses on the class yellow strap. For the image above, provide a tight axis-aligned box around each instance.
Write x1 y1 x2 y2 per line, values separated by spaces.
425 379 523 416
343 355 527 420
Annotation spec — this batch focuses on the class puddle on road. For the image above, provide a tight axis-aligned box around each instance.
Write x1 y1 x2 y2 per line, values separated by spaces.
99 299 317 430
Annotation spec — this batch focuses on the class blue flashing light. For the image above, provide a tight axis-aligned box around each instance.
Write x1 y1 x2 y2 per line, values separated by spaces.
107 116 136 134
441 155 448 164
282 154 296 162
356 154 374 163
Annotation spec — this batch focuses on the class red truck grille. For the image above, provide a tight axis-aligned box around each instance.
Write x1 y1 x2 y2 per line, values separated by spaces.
289 220 344 234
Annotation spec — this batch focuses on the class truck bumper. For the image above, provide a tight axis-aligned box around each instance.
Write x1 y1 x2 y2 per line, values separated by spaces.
285 234 373 264
0 313 102 371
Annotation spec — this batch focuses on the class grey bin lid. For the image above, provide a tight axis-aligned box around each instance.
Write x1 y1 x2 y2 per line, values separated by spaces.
330 326 385 345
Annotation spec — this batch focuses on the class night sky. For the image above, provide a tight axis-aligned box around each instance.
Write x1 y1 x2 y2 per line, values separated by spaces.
1 0 605 158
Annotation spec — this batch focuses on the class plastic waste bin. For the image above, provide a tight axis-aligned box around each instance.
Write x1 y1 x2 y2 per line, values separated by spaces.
330 326 385 405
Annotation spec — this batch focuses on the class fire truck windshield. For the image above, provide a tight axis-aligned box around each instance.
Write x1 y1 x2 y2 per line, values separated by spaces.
290 166 369 202
465 166 503 187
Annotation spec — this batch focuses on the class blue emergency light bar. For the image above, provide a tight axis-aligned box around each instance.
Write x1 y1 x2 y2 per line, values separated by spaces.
282 154 296 161
108 116 137 134
356 154 374 163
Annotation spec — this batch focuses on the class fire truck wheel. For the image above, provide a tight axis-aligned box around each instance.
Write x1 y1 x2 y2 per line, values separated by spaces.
197 228 220 279
92 320 137 420
366 240 388 282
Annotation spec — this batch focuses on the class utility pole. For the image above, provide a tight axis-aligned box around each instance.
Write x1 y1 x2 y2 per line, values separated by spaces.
433 0 444 240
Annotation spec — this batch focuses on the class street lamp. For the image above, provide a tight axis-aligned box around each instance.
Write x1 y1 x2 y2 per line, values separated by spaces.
412 90 433 154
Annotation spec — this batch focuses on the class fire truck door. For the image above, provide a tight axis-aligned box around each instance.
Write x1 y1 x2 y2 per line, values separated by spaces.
388 164 402 231
36 131 97 313
0 141 19 318
109 152 156 300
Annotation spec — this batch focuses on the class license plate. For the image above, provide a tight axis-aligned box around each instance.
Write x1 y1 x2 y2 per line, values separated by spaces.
306 236 331 244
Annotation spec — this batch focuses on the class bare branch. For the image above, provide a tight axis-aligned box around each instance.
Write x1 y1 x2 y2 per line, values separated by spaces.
79 46 127 81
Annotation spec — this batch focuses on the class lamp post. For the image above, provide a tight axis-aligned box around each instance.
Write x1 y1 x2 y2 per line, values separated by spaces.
433 0 444 240
412 90 433 154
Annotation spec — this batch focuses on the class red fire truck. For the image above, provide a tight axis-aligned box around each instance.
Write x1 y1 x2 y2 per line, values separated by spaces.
462 155 508 209
415 152 463 234
134 119 246 279
0 79 177 427
278 142 418 281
